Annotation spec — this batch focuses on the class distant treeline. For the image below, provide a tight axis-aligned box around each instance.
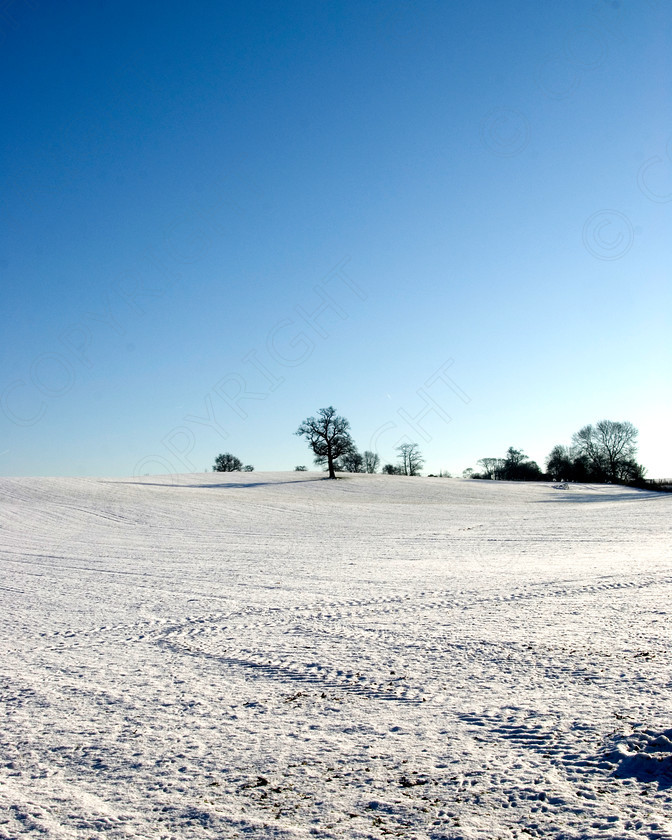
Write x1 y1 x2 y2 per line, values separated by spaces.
466 420 668 490
215 413 668 491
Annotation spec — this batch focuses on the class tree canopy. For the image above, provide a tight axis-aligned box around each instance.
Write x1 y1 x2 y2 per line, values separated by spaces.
571 420 642 482
546 420 643 483
213 453 254 472
295 406 355 479
474 449 542 481
396 442 424 476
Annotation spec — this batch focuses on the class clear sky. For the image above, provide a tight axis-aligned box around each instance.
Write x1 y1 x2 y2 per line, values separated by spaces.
1 0 671 479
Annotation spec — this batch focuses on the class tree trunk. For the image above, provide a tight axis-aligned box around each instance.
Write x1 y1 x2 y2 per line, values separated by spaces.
327 442 336 478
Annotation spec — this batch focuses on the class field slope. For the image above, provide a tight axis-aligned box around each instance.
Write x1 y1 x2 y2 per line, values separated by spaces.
1 472 671 839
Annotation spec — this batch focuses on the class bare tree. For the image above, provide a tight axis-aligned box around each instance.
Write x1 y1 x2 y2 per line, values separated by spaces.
296 406 355 479
477 457 505 480
340 449 364 473
572 420 641 482
396 442 424 476
363 450 380 474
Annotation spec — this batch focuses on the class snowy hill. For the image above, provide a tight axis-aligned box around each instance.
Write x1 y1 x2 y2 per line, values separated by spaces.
1 473 671 839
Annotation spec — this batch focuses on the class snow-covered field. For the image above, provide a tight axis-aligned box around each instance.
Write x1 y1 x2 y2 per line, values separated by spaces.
1 472 671 840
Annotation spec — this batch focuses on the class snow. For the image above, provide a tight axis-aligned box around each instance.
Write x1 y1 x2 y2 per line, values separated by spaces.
1 471 671 839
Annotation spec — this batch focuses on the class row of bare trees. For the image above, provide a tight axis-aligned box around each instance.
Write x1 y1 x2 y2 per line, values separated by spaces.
216 412 645 486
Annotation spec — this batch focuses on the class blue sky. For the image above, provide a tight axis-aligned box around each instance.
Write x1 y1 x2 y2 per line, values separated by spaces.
1 0 670 478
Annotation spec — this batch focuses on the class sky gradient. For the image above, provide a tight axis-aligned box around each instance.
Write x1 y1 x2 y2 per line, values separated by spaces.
2 0 671 478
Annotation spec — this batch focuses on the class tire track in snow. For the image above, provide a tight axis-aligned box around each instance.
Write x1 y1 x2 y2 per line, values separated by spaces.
160 637 426 704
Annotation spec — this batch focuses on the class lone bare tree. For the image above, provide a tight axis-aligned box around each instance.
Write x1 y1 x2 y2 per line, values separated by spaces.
396 442 424 476
296 406 355 479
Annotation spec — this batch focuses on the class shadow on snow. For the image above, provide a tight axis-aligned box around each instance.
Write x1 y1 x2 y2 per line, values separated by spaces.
104 477 332 490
